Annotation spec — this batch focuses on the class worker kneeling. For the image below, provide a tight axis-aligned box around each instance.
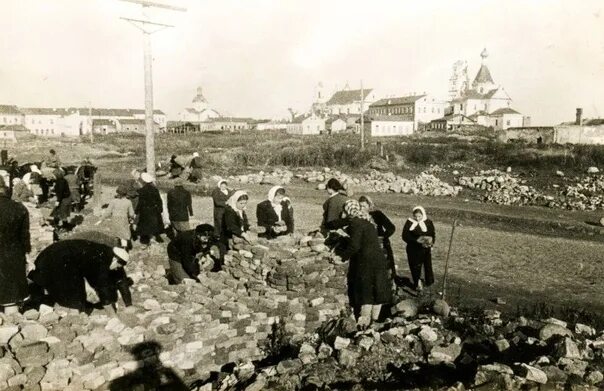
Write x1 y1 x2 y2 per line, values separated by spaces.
167 224 220 284
29 240 132 315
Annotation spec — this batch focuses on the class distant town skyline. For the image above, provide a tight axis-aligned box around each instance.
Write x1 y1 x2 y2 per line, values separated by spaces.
1 0 603 125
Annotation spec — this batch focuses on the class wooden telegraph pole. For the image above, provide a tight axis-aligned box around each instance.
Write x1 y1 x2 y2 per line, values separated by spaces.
360 80 365 150
119 0 186 177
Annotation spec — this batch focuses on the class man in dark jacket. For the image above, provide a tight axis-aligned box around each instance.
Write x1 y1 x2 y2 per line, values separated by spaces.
0 181 30 313
167 179 193 238
167 224 220 283
29 239 132 314
136 173 165 246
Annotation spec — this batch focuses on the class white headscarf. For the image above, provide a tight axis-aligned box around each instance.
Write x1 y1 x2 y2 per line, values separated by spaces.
268 186 284 219
217 179 228 195
408 206 428 232
227 190 248 217
30 165 41 174
141 172 154 183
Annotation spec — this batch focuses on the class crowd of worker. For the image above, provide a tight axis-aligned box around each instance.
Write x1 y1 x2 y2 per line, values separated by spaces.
0 152 436 329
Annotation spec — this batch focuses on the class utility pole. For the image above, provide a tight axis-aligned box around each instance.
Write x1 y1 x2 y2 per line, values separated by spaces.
88 103 93 143
119 0 186 177
360 80 365 150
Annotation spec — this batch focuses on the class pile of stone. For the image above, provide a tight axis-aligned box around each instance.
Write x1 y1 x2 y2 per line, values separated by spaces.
242 306 604 391
457 169 551 206
553 175 604 211
299 168 460 197
223 169 294 186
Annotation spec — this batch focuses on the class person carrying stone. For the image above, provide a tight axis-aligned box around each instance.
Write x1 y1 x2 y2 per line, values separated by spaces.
98 185 136 249
135 173 165 246
0 180 30 314
44 149 61 169
359 195 397 280
29 239 132 315
167 224 221 283
256 186 294 239
402 206 436 293
339 200 392 329
167 178 193 238
211 179 230 237
221 190 251 249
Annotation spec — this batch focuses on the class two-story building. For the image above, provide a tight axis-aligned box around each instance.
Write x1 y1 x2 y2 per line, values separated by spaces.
369 94 446 131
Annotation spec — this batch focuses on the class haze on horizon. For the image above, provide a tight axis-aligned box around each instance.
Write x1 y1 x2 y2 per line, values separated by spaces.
1 0 603 126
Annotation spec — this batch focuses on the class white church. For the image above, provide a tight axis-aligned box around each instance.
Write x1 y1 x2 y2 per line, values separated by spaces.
178 87 221 123
449 49 525 130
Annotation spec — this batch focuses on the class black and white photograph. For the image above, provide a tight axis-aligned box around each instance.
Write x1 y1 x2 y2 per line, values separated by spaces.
1 0 604 389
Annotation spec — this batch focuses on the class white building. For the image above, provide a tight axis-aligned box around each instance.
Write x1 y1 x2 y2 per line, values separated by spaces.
326 117 347 134
301 114 326 135
369 116 414 137
488 107 524 130
325 86 377 116
178 87 221 123
256 121 287 131
369 95 447 131
286 115 306 135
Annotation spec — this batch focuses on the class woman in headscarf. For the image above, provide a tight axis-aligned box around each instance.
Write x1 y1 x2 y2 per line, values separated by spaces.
188 152 203 183
256 186 294 239
221 190 250 249
135 173 165 246
29 239 132 315
98 185 136 248
340 200 392 329
402 206 436 292
28 165 43 205
169 155 184 179
359 196 396 279
211 179 230 237
11 178 32 203
51 169 71 228
321 178 348 236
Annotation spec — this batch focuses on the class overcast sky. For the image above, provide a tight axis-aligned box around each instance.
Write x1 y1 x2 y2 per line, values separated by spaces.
1 0 603 125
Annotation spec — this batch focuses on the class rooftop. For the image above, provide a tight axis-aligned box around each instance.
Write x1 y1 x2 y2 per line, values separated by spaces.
370 95 426 107
0 124 29 132
473 64 494 85
490 107 521 116
326 89 373 106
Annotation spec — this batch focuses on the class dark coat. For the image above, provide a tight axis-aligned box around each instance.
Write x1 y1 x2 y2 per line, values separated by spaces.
321 193 348 231
340 217 392 307
211 188 230 236
402 219 436 263
370 210 396 270
256 200 294 238
167 186 192 223
136 183 164 236
221 206 249 243
0 195 30 304
167 230 215 280
30 240 130 310
52 177 72 220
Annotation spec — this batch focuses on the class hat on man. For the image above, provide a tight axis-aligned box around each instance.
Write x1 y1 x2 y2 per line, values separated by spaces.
140 173 154 183
113 247 130 263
